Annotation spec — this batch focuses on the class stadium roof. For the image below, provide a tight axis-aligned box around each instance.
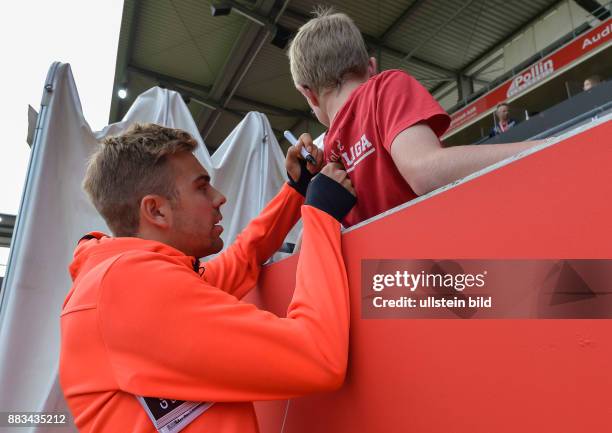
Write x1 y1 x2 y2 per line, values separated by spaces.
109 0 594 150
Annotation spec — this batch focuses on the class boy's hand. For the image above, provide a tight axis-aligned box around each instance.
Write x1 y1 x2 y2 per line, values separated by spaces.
286 133 324 183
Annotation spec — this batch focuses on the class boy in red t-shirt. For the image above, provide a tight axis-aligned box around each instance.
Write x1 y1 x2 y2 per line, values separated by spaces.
288 9 541 227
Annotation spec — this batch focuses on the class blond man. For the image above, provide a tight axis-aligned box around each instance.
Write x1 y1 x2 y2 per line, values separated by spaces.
60 124 356 432
288 9 541 227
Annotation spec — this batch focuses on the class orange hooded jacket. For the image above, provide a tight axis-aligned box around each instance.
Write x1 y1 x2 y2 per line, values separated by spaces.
60 184 350 432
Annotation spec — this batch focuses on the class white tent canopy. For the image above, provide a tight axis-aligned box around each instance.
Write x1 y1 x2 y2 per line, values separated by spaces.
0 62 298 432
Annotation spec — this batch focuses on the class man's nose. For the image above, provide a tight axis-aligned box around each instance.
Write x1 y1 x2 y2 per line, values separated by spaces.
214 189 227 208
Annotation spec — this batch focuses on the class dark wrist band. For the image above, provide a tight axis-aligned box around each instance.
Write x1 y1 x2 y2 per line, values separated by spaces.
305 173 356 221
287 159 313 196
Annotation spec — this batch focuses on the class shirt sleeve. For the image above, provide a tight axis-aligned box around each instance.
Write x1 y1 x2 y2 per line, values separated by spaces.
98 205 349 403
375 70 451 152
202 183 303 300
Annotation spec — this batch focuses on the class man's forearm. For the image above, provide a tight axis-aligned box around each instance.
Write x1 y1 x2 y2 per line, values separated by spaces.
414 140 543 195
202 183 304 298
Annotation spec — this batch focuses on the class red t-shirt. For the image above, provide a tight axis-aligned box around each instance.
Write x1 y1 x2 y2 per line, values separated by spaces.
324 70 450 227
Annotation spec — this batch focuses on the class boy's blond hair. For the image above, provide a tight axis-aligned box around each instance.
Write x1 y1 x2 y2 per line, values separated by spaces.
83 123 197 237
288 8 369 93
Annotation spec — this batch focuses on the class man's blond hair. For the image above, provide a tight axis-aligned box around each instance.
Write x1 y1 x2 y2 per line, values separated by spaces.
288 8 369 93
83 123 197 237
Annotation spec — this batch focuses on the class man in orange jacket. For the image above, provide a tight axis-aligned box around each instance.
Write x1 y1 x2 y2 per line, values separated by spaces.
60 123 356 432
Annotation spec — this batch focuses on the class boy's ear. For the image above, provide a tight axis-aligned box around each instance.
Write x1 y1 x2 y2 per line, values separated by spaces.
297 85 320 108
367 57 378 77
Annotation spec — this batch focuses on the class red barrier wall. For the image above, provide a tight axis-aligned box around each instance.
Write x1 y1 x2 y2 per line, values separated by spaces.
249 120 612 433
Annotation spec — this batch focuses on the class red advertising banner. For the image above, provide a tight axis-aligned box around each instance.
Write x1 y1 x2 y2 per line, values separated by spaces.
444 17 612 136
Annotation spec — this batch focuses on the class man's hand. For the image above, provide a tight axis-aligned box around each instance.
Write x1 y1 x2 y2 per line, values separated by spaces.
303 162 356 222
286 133 324 183
320 162 355 196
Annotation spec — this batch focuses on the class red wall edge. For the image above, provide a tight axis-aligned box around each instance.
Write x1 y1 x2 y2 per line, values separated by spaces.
249 121 612 433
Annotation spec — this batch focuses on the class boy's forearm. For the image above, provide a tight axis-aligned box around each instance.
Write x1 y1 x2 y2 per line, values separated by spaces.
415 140 544 195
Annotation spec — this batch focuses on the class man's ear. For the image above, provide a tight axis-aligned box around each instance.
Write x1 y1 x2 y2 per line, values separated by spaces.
296 84 320 108
140 194 172 230
367 57 378 77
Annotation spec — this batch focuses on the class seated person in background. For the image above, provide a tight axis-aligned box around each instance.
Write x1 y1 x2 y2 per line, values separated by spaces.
583 75 602 91
489 103 518 137
60 123 356 433
288 9 542 228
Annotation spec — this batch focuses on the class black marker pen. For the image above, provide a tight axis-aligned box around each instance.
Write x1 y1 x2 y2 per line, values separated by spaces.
284 130 317 165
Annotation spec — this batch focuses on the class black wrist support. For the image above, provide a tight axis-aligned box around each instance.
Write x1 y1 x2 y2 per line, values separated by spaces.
305 173 356 222
287 159 313 196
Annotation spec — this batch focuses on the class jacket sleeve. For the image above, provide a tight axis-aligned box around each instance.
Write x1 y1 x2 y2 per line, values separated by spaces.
202 183 304 300
98 205 349 402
